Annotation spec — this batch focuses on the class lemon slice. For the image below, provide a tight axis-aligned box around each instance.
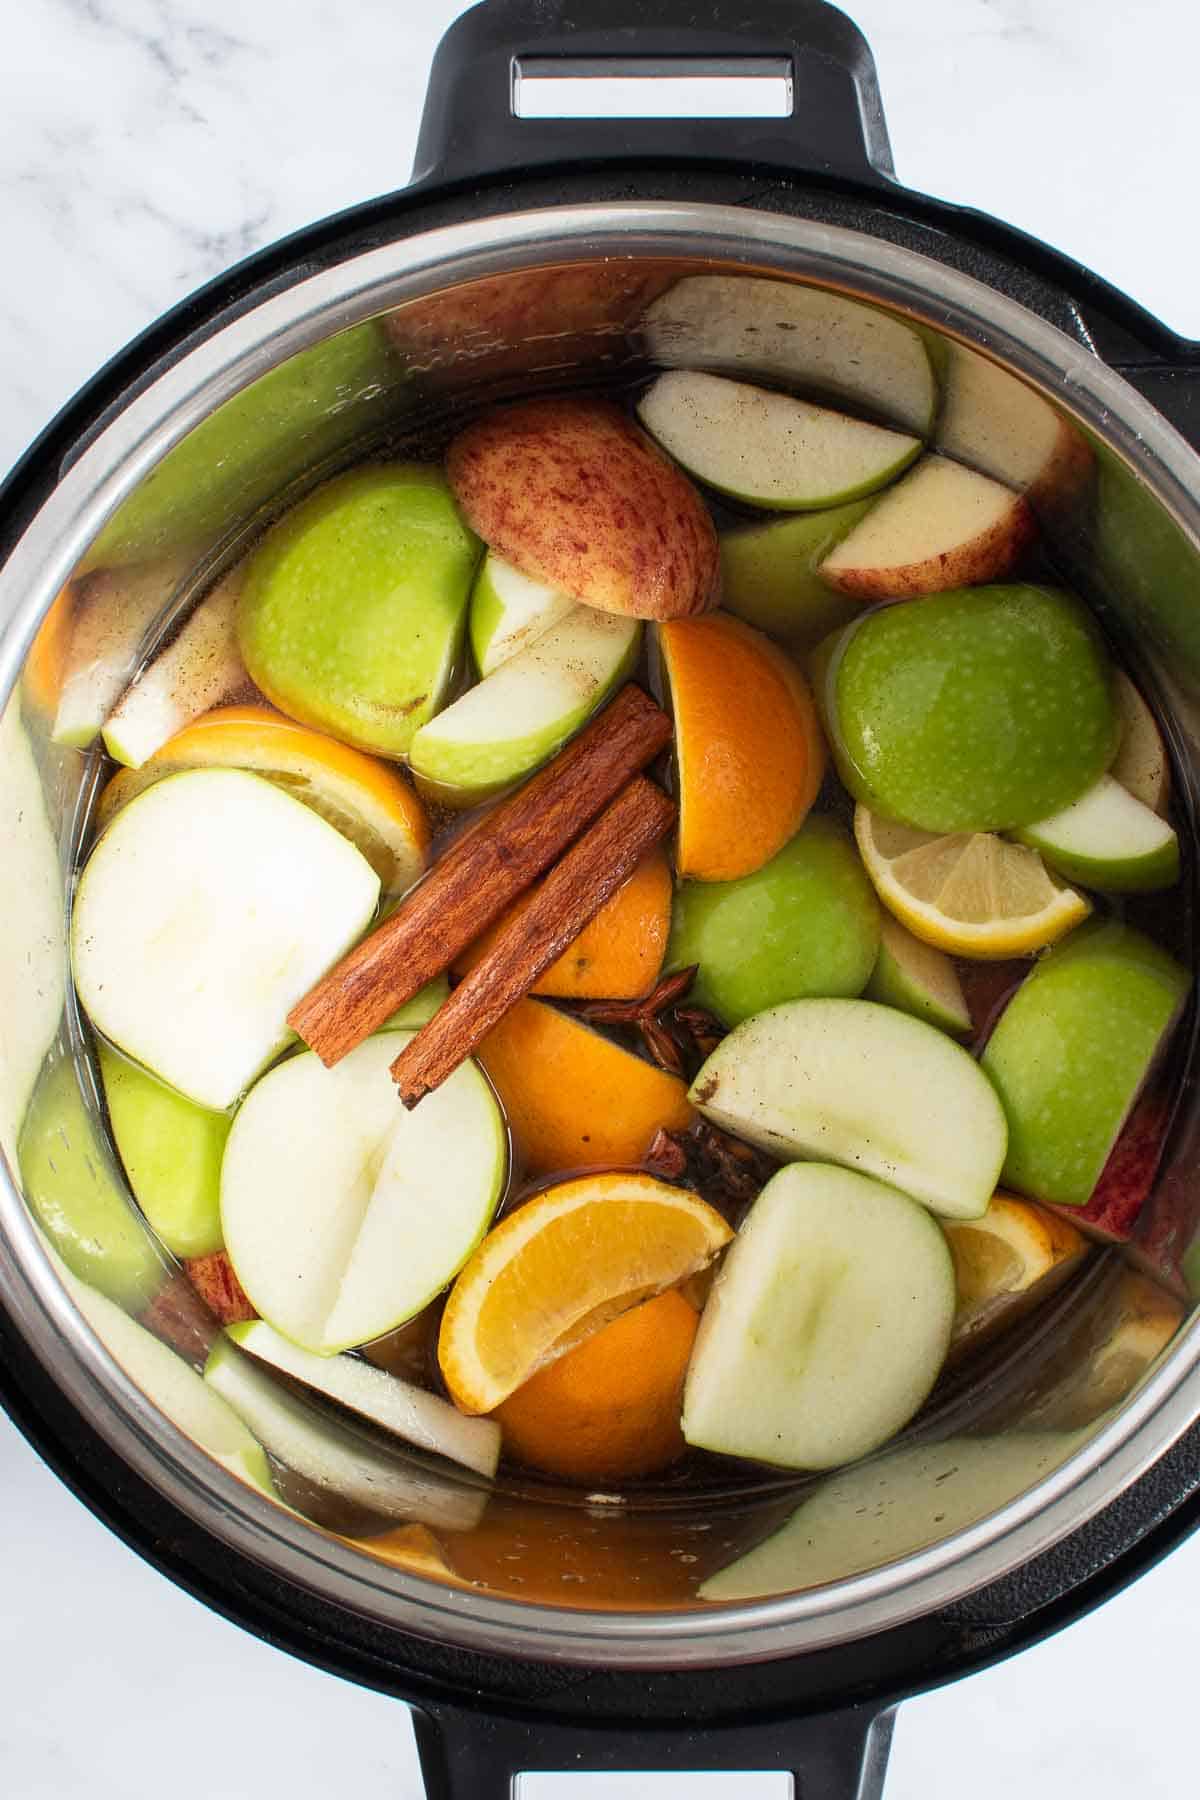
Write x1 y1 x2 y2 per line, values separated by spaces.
854 804 1090 958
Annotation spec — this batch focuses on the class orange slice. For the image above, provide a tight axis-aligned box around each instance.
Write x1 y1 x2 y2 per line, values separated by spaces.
475 997 693 1177
456 847 672 1000
22 584 75 716
658 613 825 880
495 1288 699 1483
944 1192 1087 1355
96 703 429 895
438 1172 731 1414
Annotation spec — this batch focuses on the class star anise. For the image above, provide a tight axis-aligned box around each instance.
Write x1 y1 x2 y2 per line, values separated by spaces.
644 1119 779 1221
574 967 727 1080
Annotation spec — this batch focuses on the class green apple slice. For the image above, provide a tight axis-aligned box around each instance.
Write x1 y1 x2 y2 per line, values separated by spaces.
228 1319 499 1477
682 1163 955 1470
98 1042 230 1259
380 976 450 1030
982 922 1189 1207
636 372 921 512
220 1034 505 1354
102 567 250 768
1015 774 1179 893
204 1334 487 1531
52 559 185 747
469 551 575 676
60 1264 275 1498
1112 669 1170 814
409 607 639 803
71 767 380 1111
719 503 871 651
865 916 971 1037
641 276 938 435
689 998 1006 1219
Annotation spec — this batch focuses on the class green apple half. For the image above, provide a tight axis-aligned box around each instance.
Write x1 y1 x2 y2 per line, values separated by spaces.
682 1163 955 1470
689 998 1007 1220
718 502 871 652
637 372 921 511
236 464 480 757
666 814 881 1026
71 768 380 1112
98 1042 230 1260
468 551 575 676
641 275 938 436
1015 774 1179 893
204 1334 487 1532
220 1034 506 1354
409 606 639 804
228 1319 500 1477
982 922 1189 1207
865 916 971 1037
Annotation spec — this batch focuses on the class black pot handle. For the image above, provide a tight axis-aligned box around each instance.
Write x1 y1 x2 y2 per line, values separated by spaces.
412 1697 896 1798
411 0 894 191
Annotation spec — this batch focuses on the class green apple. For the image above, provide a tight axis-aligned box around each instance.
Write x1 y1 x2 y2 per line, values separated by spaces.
380 975 449 1030
637 373 921 511
102 566 248 768
409 606 639 805
71 768 381 1111
53 558 186 747
18 1055 167 1310
682 1163 955 1470
666 815 880 1026
822 584 1118 832
718 503 871 651
236 464 480 757
59 1261 275 1498
982 922 1188 1207
97 1043 229 1259
690 998 1007 1220
866 916 971 1037
469 551 575 675
1015 774 1179 892
641 275 938 435
228 1319 500 1476
1111 669 1170 814
220 1034 505 1354
204 1333 488 1532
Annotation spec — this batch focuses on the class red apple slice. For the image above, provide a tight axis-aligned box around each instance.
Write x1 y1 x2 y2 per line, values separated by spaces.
935 342 1093 514
818 454 1037 600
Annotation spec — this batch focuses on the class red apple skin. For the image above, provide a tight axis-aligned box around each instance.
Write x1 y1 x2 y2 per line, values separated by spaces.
184 1249 257 1325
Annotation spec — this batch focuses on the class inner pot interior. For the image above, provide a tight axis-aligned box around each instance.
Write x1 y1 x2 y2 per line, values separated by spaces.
3 235 1200 1634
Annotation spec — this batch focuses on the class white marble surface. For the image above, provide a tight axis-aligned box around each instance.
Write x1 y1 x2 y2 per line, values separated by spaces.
3 1 1200 1794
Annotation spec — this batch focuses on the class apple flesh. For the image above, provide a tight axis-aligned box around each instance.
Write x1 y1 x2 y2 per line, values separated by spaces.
935 341 1093 513
204 1335 487 1532
689 997 1007 1220
666 814 881 1026
228 1319 500 1477
468 551 575 675
719 504 871 652
101 567 254 768
220 1034 506 1354
1016 774 1179 893
1112 669 1170 814
866 916 971 1037
98 1042 229 1259
637 372 921 511
72 768 380 1111
981 923 1189 1208
236 464 480 757
52 559 185 747
682 1163 955 1470
446 395 718 621
818 454 1037 599
409 606 639 805
641 275 938 435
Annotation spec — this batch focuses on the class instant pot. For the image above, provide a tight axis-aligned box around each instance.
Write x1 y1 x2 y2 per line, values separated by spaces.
3 2 1200 1793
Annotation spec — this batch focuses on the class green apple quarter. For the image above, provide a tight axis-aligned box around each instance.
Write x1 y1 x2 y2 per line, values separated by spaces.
666 815 881 1026
1015 774 1179 893
718 502 872 651
98 1042 230 1260
469 551 575 675
981 922 1189 1208
236 463 481 757
866 916 971 1037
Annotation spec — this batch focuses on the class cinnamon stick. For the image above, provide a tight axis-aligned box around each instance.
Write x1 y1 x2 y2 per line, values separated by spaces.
289 685 671 1066
392 776 676 1106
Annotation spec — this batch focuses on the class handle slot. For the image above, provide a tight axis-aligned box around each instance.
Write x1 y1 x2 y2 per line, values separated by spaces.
514 56 795 120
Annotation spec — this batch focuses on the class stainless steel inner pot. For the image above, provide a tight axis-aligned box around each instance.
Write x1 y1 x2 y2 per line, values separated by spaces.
3 201 1200 1676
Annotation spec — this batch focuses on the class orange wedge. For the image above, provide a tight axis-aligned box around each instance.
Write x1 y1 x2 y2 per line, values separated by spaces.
438 1172 731 1414
96 703 429 895
475 997 693 1177
659 613 825 881
344 1523 469 1586
944 1192 1088 1356
22 584 75 716
456 847 672 1000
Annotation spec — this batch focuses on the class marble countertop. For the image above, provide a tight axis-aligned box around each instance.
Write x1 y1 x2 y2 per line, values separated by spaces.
3 2 1199 1795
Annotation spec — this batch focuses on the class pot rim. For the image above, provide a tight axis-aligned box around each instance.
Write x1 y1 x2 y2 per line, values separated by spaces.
3 199 1200 1671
